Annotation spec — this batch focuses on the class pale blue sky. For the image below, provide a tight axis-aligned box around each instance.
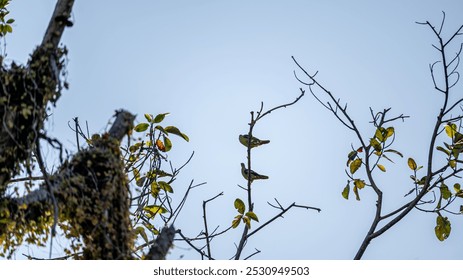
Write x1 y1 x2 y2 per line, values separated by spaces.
5 0 463 259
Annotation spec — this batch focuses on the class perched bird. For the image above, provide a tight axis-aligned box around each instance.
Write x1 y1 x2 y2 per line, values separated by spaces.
241 163 269 182
239 134 270 148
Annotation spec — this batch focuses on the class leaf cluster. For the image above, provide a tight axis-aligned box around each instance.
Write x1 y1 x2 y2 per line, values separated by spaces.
122 112 189 253
0 0 13 37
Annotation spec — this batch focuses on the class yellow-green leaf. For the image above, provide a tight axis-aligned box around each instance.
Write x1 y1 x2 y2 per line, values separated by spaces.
129 142 142 153
143 205 168 218
154 113 170 123
134 226 149 243
440 183 452 200
435 215 451 241
408 158 417 171
377 164 386 172
375 127 385 142
354 179 366 189
163 135 172 152
144 113 153 123
353 185 360 201
165 126 189 142
147 169 172 178
142 221 158 234
158 181 173 193
445 123 458 139
346 150 357 166
136 176 146 187
436 146 451 156
134 123 149 132
245 211 259 222
370 138 382 152
232 214 242 228
385 127 394 140
155 125 167 135
449 160 456 169
342 183 350 200
381 154 395 163
234 198 245 214
384 149 403 157
350 158 362 174
454 183 461 193
150 182 160 198
243 216 251 229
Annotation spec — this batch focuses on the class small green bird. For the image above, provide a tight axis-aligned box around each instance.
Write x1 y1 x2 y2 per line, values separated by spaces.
241 163 269 182
239 134 270 148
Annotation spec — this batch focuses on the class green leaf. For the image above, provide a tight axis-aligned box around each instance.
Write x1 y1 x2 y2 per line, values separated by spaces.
342 183 350 200
445 123 457 139
144 113 153 123
163 135 172 152
415 176 426 185
243 216 251 229
134 122 149 132
434 215 451 241
455 132 463 143
346 150 358 166
158 181 173 193
147 169 172 178
134 226 149 243
350 158 362 174
385 127 394 140
454 184 463 198
370 138 382 152
436 146 451 156
136 176 146 187
354 179 366 189
353 185 360 201
150 182 160 198
347 150 358 161
381 154 395 163
154 112 170 123
165 126 189 142
232 214 242 228
449 160 456 169
454 183 461 192
384 149 403 157
155 125 168 135
6 18 14 24
377 164 386 172
440 183 452 200
407 158 417 171
129 142 142 153
234 198 245 214
143 222 159 235
375 127 385 142
245 211 259 222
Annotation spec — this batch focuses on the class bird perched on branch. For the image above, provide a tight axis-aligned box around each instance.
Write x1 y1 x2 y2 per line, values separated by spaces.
239 134 270 148
241 163 269 182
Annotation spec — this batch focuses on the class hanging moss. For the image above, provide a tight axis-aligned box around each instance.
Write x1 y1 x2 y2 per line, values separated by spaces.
0 45 67 194
55 134 134 259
